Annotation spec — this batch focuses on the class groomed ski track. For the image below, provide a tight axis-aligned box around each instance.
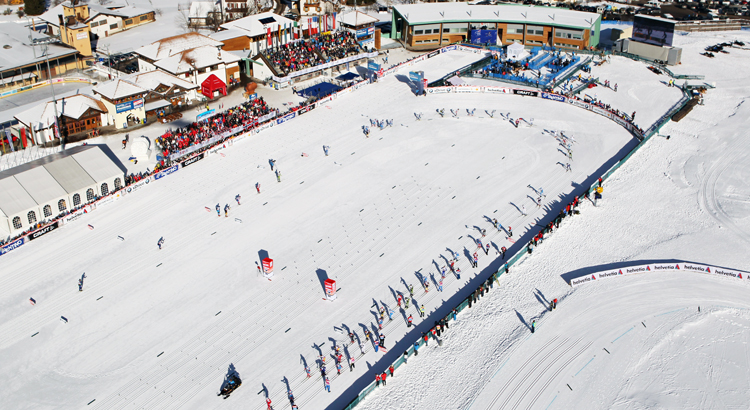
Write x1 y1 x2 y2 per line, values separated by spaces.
0 49 638 410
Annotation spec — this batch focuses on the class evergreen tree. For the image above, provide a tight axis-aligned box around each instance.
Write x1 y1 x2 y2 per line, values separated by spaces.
24 0 46 16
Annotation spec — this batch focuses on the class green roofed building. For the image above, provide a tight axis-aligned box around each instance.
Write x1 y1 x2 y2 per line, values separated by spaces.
391 3 601 51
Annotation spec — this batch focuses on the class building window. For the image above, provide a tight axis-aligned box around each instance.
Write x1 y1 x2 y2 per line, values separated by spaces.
507 24 524 35
43 205 52 217
86 188 95 202
115 178 122 190
101 183 109 196
110 23 118 30
12 216 21 229
28 210 37 225
414 29 424 35
73 193 81 207
125 19 133 25
140 15 148 21
58 199 67 212
91 21 99 27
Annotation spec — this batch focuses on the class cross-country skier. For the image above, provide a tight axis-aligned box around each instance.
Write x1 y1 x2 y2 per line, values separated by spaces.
424 279 429 292
531 320 536 333
323 145 330 156
275 169 281 182
157 237 165 250
324 377 331 392
224 204 230 217
405 297 410 309
379 334 385 348
485 243 491 255
266 397 272 409
216 203 220 216
566 163 572 172
438 278 444 292
473 252 479 268
409 284 414 297
521 204 527 216
407 314 413 327
388 307 394 321
305 365 311 377
350 356 355 371
374 339 379 352
419 304 425 318
235 194 241 205
349 332 355 344
336 361 342 374
378 317 383 330
256 182 261 193
397 294 403 307
269 159 275 171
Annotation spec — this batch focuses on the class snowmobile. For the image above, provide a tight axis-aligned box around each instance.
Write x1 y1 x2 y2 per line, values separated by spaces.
218 375 242 399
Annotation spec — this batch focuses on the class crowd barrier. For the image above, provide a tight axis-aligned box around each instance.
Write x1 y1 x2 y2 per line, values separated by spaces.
570 261 749 287
426 85 644 140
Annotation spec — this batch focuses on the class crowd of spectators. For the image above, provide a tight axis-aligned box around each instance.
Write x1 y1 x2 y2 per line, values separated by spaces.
263 31 364 77
155 96 274 165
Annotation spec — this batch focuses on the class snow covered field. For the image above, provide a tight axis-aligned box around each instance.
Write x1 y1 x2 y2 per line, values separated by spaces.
1 29 749 410
357 30 750 410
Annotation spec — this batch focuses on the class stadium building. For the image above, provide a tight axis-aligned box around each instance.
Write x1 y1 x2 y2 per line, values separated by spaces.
390 3 601 51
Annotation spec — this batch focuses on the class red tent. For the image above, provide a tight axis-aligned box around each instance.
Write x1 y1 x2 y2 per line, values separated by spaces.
200 74 227 99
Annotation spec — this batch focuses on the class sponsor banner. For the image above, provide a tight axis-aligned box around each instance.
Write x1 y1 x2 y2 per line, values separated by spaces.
95 192 119 208
513 89 538 97
337 87 351 97
572 262 748 286
316 95 335 107
63 208 86 224
541 92 566 103
612 115 628 128
28 221 60 241
591 106 610 118
442 45 458 53
257 121 275 133
196 109 217 122
297 105 314 115
154 165 179 180
355 26 375 38
484 86 511 94
453 86 481 94
180 153 205 168
367 60 380 71
0 237 24 256
116 100 134 113
257 111 277 123
125 175 153 193
568 99 590 110
427 51 439 59
427 87 453 94
276 111 296 125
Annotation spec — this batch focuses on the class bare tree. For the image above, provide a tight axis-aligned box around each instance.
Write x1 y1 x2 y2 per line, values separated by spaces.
174 8 196 33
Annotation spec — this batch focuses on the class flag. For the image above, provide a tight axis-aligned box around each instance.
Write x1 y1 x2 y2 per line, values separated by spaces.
333 12 336 30
21 127 27 148
294 21 299 39
307 18 311 36
4 128 13 152
267 27 271 47
313 17 318 35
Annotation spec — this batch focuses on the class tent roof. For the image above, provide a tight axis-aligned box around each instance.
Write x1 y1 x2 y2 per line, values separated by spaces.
0 177 37 217
43 156 97 194
336 72 360 81
508 42 525 51
71 146 125 183
11 166 68 206
202 74 226 88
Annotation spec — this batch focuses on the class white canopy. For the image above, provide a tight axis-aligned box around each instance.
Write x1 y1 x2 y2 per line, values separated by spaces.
507 42 525 60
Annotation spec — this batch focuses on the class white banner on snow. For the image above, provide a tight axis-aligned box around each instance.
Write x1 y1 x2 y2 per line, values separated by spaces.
570 262 749 287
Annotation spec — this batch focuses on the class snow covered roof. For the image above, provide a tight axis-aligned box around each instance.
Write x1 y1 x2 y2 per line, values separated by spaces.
86 4 154 22
0 23 79 72
14 94 107 132
189 2 216 20
337 11 379 27
154 46 241 74
122 70 198 91
209 28 251 42
218 12 297 37
134 32 224 62
71 146 125 185
38 4 65 27
93 79 147 101
393 4 600 30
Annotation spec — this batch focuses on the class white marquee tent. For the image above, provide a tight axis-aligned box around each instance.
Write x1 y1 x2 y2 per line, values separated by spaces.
0 146 125 238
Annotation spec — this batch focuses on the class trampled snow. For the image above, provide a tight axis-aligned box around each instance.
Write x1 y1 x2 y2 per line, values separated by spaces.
1 29 750 410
